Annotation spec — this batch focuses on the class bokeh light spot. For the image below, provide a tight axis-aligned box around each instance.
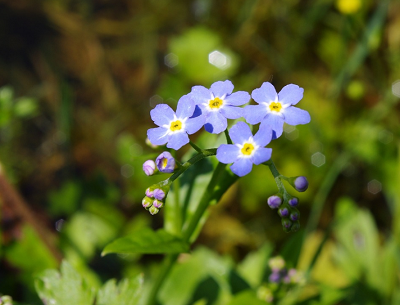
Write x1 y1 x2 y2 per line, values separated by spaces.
284 125 298 141
367 179 381 194
208 50 231 70
121 164 134 178
164 53 179 68
55 219 65 232
149 95 163 107
311 152 326 167
391 80 400 98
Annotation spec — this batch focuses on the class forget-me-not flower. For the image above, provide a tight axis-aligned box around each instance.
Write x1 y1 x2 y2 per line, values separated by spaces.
190 80 250 134
216 121 272 177
244 82 310 138
147 94 205 150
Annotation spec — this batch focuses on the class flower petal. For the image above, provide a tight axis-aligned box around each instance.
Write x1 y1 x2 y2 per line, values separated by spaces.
229 121 252 144
166 132 189 150
210 80 234 97
230 158 253 177
150 104 175 126
225 91 250 106
216 144 240 164
185 114 205 134
147 127 169 145
244 104 267 124
176 94 195 118
191 86 212 105
204 111 227 134
278 84 304 106
252 147 272 165
253 124 273 147
251 82 278 104
283 106 311 125
260 114 284 138
220 105 243 119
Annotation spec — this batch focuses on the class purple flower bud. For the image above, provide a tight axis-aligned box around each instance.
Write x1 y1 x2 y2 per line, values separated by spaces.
156 151 176 173
149 205 159 215
153 199 164 209
269 271 281 283
143 160 156 176
282 219 292 231
142 196 152 209
288 197 299 207
290 212 299 221
279 208 289 217
145 187 154 198
153 188 166 200
293 176 308 192
267 195 282 209
291 222 300 232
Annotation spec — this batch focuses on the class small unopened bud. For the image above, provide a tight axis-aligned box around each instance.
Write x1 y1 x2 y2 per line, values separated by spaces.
153 188 166 200
268 271 281 283
291 176 308 192
149 206 159 215
279 208 289 218
268 256 285 271
288 197 299 207
145 187 154 198
143 160 156 176
267 195 282 209
282 219 292 232
156 151 176 173
291 222 300 232
142 196 152 209
153 199 164 209
290 212 299 221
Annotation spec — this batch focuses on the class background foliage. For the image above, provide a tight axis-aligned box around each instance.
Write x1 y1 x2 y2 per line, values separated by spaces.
1 0 400 304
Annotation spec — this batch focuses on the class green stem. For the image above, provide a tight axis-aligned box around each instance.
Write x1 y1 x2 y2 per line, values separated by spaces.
173 178 182 233
143 163 238 305
224 129 232 144
264 159 290 200
189 141 202 153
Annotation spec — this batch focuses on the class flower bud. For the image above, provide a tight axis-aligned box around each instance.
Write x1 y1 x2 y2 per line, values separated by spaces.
257 285 273 303
267 195 282 209
290 212 299 221
143 160 156 176
268 256 285 271
153 199 164 209
288 197 299 207
145 187 154 198
149 205 159 215
153 188 166 200
281 219 292 232
278 208 289 218
289 176 308 192
268 271 281 283
156 151 176 173
142 196 153 209
290 222 300 232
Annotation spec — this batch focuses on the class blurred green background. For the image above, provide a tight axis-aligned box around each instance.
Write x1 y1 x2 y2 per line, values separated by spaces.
1 0 400 304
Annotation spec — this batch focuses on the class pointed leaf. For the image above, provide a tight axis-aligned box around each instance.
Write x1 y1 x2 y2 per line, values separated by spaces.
102 229 189 255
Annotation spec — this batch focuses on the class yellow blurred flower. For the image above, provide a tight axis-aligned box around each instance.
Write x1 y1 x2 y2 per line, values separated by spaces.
336 0 362 14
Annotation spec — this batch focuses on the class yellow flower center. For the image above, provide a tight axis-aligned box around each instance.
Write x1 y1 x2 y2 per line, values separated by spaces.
241 143 254 156
170 120 182 131
162 158 168 168
209 97 223 109
269 102 282 112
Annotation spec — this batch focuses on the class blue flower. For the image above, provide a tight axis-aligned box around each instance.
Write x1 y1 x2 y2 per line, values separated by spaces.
244 82 311 138
190 80 250 134
216 121 272 177
147 94 205 150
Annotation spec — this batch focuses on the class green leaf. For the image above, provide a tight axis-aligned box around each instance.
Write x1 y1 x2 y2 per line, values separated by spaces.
102 229 190 255
96 275 143 305
35 261 95 305
226 290 267 305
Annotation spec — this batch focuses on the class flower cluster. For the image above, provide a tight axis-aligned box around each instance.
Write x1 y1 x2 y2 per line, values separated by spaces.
147 80 310 176
143 80 311 230
142 183 171 215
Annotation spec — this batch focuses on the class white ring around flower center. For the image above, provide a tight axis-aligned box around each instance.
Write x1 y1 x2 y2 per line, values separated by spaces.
163 116 187 135
205 93 226 112
236 137 259 158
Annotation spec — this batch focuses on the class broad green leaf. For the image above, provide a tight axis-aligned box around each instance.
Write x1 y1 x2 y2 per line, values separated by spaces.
35 261 95 305
96 275 143 305
102 229 189 255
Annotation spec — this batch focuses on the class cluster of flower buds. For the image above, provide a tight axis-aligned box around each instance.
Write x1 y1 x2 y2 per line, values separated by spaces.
268 256 305 285
142 151 177 176
0 295 13 305
142 183 170 215
267 176 308 232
